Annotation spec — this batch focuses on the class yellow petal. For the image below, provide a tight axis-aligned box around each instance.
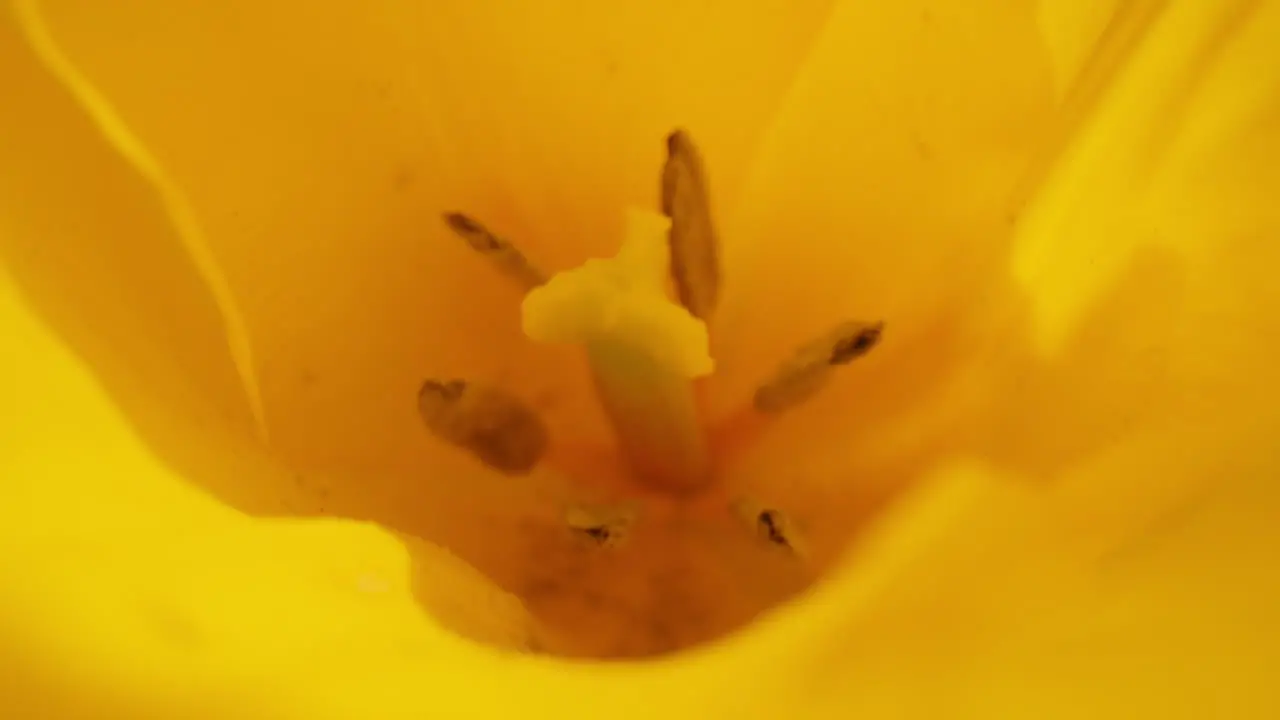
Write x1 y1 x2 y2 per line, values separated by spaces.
713 0 1062 414
4 0 1280 716
703 0 1069 566
737 461 1280 717
716 3 1280 711
1037 0 1129 100
709 0 1276 563
0 255 560 714
0 11 561 709
0 4 263 508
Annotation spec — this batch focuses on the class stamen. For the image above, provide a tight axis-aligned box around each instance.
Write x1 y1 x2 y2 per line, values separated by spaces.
443 212 547 292
757 510 789 546
522 209 714 493
417 379 549 475
753 321 885 414
565 503 637 548
662 129 721 322
733 498 807 557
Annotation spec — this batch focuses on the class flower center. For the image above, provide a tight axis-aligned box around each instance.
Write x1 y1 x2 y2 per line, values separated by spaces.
421 129 884 576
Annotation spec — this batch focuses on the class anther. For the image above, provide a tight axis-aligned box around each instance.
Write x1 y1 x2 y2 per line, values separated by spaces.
442 213 547 292
733 498 806 556
565 504 636 548
417 379 549 475
757 510 790 547
661 129 721 322
753 321 884 414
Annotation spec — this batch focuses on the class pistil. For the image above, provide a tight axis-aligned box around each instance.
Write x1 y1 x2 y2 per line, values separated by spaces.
522 209 714 493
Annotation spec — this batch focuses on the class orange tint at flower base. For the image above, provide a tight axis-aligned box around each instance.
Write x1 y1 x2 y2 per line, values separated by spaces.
2 0 1280 717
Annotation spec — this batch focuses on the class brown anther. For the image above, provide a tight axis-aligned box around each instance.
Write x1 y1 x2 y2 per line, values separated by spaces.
757 510 791 548
753 321 885 414
829 322 884 365
442 213 547 291
565 504 636 548
417 379 549 475
661 129 720 322
733 498 806 556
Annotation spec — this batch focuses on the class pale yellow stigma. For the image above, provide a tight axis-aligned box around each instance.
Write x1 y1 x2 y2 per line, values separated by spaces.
522 208 713 378
523 208 713 492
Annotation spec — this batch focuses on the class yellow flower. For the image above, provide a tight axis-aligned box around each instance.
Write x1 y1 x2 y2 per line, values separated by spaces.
3 0 1279 715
